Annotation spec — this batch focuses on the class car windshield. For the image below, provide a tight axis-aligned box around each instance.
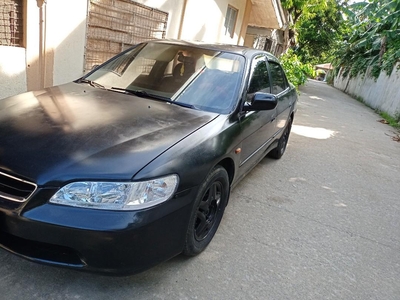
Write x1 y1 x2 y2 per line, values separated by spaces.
84 42 245 114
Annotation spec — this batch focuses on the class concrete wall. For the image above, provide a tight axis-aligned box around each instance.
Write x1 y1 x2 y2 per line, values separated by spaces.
0 46 27 99
1 0 88 99
46 0 87 86
334 63 400 118
180 0 248 44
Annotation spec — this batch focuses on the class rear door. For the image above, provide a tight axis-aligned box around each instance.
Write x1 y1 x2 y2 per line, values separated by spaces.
267 61 294 133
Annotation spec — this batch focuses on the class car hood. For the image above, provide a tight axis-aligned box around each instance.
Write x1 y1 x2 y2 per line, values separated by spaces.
0 83 218 186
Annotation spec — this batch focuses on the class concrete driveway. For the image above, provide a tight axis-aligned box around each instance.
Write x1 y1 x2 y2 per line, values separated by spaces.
1 80 399 299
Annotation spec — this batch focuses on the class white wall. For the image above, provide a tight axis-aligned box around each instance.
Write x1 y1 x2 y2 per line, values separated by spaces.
180 0 247 44
120 0 250 44
334 64 400 117
1 0 88 99
0 46 27 99
46 0 88 86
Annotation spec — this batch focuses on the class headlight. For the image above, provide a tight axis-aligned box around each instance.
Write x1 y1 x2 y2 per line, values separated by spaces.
49 175 179 210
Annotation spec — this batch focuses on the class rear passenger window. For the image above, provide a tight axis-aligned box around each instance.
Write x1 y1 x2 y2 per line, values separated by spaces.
269 62 288 95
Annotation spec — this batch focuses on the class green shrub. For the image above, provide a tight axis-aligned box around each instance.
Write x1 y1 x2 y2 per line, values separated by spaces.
280 49 316 89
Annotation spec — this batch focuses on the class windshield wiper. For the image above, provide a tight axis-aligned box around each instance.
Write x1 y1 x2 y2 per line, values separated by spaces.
110 87 158 98
76 78 106 89
110 87 197 110
167 101 197 109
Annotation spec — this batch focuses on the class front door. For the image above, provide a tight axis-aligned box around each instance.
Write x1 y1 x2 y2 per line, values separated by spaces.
239 55 277 169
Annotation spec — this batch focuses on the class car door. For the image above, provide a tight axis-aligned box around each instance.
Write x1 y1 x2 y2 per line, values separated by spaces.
239 54 277 168
268 61 293 132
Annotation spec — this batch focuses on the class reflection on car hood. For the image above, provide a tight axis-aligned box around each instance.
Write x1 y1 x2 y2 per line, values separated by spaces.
0 83 218 186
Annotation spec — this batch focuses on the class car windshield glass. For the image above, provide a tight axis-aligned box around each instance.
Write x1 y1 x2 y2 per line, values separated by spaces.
84 43 245 114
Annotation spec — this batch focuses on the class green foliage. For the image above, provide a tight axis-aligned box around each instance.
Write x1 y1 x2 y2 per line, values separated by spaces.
379 111 400 129
301 63 316 78
280 49 316 88
381 39 400 75
281 0 331 23
282 0 399 80
293 0 347 65
334 0 400 79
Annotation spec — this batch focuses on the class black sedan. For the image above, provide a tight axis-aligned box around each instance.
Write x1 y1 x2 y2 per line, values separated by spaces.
0 40 297 275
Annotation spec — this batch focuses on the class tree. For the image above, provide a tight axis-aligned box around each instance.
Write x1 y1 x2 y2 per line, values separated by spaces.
334 0 400 78
296 1 348 64
281 0 331 23
281 0 347 65
280 49 315 89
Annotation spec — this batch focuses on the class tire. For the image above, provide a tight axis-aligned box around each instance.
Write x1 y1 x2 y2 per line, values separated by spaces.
183 166 230 256
269 117 292 159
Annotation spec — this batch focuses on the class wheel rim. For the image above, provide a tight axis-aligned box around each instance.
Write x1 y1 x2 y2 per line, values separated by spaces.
280 124 290 155
194 181 222 241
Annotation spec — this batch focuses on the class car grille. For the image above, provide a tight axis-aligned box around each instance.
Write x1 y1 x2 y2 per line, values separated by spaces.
0 172 37 202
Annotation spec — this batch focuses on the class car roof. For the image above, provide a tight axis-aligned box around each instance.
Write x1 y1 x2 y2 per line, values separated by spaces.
146 39 281 63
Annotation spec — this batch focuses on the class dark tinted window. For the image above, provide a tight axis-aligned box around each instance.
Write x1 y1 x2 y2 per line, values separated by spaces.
248 56 270 99
269 62 288 94
177 53 244 114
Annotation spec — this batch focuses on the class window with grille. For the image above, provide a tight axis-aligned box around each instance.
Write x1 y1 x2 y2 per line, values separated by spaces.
0 0 23 47
224 5 238 38
85 0 168 72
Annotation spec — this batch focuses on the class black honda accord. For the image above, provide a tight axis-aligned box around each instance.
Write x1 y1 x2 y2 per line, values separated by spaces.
0 40 297 274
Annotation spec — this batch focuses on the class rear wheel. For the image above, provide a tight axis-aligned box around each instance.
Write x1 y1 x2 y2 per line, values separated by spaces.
183 166 229 256
269 117 292 159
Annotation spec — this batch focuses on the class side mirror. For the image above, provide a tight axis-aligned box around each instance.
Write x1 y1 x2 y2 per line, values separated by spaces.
243 92 277 111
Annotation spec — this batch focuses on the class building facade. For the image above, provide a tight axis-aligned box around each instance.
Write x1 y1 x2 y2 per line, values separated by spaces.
1 0 286 99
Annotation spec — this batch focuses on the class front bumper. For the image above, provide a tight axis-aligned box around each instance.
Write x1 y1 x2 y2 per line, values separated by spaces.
0 187 195 275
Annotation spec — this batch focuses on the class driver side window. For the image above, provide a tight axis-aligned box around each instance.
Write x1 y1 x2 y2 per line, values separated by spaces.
247 56 271 103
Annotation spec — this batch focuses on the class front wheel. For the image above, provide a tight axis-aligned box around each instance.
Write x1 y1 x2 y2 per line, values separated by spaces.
269 117 292 159
183 166 230 256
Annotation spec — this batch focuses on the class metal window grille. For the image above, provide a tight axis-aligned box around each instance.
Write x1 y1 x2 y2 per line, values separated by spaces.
0 0 23 47
85 0 168 72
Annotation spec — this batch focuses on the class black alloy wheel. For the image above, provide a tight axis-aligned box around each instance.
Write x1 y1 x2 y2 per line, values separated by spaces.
194 181 222 241
269 117 292 159
183 166 229 256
